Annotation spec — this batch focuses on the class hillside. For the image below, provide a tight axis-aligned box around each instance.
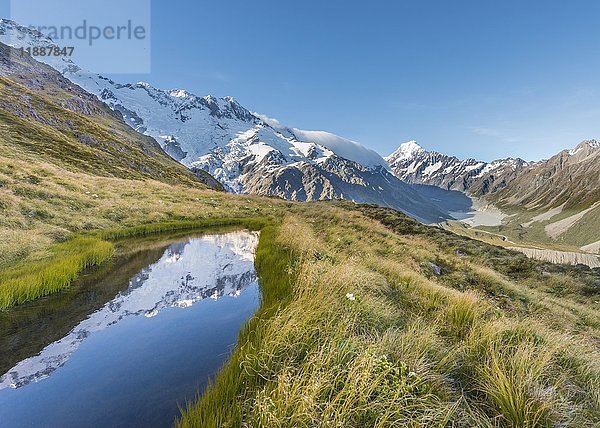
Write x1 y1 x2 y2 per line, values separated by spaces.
182 203 600 426
482 140 600 250
0 42 222 189
489 140 600 210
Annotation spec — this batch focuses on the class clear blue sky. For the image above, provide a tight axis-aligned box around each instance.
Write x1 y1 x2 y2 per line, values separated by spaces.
4 1 600 161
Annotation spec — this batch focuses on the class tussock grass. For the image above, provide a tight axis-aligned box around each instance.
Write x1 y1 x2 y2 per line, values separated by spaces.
476 341 559 427
0 237 113 309
455 319 575 427
441 291 486 340
97 217 269 241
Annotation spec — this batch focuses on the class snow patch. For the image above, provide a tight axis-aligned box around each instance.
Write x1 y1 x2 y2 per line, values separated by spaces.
422 161 443 176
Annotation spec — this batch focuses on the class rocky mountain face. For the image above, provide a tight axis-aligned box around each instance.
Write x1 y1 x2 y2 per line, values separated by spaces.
488 140 600 210
385 141 530 197
387 139 600 214
490 140 600 249
387 139 600 250
0 19 449 223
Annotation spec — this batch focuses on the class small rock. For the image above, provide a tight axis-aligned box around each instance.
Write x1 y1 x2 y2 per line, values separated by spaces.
429 262 442 276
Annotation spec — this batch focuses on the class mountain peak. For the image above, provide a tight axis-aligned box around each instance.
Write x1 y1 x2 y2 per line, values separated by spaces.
169 89 193 98
400 140 423 152
387 140 424 161
568 139 600 156
0 18 56 46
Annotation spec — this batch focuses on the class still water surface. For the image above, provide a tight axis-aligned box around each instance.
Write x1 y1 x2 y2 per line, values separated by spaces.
0 230 260 427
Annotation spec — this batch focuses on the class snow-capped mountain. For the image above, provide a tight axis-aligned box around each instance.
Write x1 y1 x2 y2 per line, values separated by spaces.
0 231 259 390
0 19 448 223
385 141 531 196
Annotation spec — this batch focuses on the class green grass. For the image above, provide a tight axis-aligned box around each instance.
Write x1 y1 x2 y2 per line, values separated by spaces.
475 339 557 427
0 236 113 309
441 291 484 339
96 217 270 241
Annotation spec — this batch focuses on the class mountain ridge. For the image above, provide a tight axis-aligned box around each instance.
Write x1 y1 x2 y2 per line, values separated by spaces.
386 139 600 249
385 141 532 196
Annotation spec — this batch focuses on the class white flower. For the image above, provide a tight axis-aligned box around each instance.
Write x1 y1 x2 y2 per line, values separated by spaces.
346 293 356 301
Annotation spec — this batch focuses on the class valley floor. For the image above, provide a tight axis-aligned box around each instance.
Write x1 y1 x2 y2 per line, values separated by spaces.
1 155 599 427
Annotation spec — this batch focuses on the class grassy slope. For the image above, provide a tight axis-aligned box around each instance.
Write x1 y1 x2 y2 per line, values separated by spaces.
477 141 600 250
443 220 586 253
475 192 600 252
441 199 600 255
178 203 600 427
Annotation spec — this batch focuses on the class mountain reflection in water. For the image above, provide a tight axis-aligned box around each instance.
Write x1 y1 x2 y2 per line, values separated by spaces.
0 231 259 390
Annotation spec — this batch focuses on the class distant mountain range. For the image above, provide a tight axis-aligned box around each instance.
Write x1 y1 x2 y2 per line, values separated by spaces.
386 140 600 252
385 140 531 196
488 140 600 210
